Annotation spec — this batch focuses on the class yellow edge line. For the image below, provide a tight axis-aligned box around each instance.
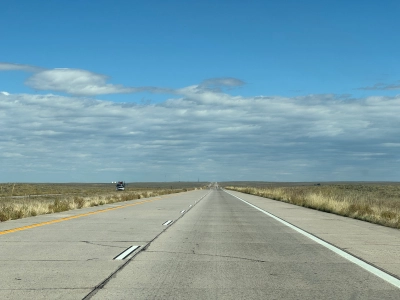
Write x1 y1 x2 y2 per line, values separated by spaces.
0 198 161 236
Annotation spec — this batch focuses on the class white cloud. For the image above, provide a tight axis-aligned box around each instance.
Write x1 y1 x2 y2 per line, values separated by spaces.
358 81 400 91
2 62 245 97
0 152 25 158
25 69 137 96
200 77 245 88
1 89 400 182
1 63 174 96
0 62 43 72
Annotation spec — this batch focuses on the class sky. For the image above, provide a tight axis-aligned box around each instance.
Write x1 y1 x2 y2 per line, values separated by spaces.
1 0 400 183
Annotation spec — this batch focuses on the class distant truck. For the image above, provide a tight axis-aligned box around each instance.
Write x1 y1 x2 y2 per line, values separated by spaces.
116 181 125 191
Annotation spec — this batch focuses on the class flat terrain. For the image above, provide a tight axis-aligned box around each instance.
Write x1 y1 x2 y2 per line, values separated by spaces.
0 182 207 222
0 182 208 197
0 188 399 299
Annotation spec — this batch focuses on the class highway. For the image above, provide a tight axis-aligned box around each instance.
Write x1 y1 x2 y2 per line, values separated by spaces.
0 187 399 299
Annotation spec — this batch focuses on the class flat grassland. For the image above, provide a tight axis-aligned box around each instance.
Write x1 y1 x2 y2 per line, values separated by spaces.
0 182 206 222
223 182 400 229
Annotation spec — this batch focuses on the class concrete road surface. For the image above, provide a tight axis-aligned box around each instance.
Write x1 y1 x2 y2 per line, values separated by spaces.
0 188 399 299
0 190 209 299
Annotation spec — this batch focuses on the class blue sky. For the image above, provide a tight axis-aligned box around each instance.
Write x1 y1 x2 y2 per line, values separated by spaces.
1 0 400 182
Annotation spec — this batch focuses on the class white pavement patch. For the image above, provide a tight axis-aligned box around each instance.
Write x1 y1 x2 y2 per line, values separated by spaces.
113 245 140 260
224 190 400 289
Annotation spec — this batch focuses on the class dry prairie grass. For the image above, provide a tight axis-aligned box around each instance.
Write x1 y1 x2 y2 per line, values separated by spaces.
225 184 400 229
0 183 204 222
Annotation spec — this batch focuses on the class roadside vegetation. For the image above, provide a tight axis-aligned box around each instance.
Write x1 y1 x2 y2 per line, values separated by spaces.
0 182 205 222
224 183 400 229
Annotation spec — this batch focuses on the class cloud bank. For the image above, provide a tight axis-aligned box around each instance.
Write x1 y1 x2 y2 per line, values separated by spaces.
1 62 244 97
2 62 399 182
1 88 399 182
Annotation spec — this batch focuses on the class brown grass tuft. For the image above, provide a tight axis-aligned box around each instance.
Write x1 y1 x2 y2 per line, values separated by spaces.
225 184 400 229
0 184 204 222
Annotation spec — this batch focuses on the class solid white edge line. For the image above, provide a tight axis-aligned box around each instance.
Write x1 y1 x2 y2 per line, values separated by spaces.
224 189 400 289
114 245 140 260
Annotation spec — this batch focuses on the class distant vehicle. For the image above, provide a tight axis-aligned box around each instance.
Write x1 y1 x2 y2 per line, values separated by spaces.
116 181 125 191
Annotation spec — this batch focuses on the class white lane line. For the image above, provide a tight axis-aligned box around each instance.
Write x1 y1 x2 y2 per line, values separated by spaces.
224 190 400 289
113 245 140 260
163 220 173 226
180 210 186 214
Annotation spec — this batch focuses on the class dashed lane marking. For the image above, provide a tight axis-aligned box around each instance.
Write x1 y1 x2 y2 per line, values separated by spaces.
114 245 141 260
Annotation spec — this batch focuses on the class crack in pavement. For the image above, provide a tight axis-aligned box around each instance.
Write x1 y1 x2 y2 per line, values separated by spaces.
81 241 127 249
145 250 268 263
0 259 86 262
0 288 92 290
82 190 212 300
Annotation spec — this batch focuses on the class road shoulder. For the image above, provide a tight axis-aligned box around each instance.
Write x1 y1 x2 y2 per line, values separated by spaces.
226 189 400 279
